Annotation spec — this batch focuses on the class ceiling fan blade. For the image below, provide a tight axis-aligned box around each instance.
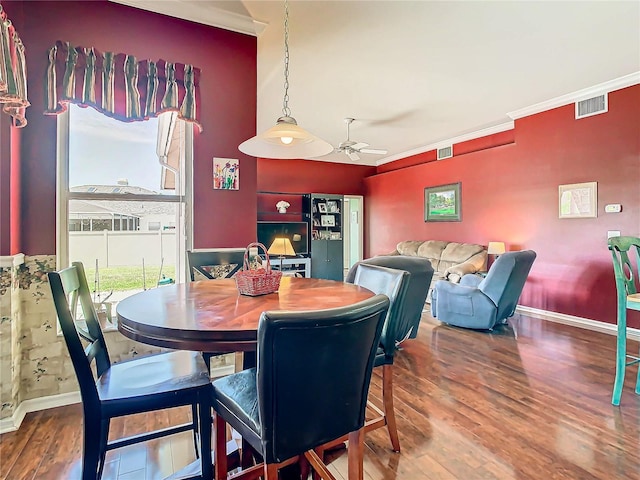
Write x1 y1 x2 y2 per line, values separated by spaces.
347 151 360 161
350 142 369 150
358 148 388 155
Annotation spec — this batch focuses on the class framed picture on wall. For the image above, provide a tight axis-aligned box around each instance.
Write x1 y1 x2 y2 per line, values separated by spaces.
213 157 239 190
558 181 597 218
424 182 461 222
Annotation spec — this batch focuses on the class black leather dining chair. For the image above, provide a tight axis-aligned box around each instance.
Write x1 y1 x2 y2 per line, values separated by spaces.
320 263 410 457
48 261 213 480
211 294 390 480
345 255 433 341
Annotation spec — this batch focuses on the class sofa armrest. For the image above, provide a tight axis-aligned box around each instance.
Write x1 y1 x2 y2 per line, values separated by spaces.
386 250 400 256
444 251 487 283
444 262 479 283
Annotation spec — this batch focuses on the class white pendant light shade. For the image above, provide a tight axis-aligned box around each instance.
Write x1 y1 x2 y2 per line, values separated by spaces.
239 116 334 159
238 0 333 160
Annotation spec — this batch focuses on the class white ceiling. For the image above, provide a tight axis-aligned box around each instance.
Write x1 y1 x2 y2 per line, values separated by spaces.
112 1 640 165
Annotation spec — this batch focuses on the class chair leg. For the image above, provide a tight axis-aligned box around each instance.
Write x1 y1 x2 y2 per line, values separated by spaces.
347 429 364 480
382 364 401 452
636 343 640 395
264 463 279 479
299 454 311 480
199 394 213 480
612 306 627 406
96 418 110 480
192 402 200 459
82 415 101 480
214 414 228 480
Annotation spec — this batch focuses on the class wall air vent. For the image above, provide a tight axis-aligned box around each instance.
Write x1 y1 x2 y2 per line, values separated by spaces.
575 93 608 119
437 145 453 160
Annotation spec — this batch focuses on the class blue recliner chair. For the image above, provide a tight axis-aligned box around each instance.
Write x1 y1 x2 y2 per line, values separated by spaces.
431 250 536 330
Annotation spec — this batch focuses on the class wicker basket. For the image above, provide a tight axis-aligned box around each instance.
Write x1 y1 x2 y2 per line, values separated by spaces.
235 243 282 296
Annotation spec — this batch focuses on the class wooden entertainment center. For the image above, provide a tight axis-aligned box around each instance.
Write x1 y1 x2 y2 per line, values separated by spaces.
257 191 344 281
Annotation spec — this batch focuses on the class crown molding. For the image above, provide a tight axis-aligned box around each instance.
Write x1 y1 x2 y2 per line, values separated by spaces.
109 1 267 36
377 121 515 166
507 72 640 120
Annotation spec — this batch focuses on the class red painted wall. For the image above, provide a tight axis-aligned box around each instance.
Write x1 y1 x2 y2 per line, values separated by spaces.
366 85 640 326
8 0 257 253
257 158 375 195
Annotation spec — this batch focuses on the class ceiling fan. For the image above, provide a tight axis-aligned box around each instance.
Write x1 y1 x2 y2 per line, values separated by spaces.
335 118 388 161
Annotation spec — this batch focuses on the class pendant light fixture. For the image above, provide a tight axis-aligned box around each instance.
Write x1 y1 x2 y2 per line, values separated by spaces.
239 0 333 159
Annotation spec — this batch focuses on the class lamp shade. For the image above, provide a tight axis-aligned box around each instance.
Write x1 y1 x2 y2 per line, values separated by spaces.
239 117 334 160
487 242 506 255
268 237 296 257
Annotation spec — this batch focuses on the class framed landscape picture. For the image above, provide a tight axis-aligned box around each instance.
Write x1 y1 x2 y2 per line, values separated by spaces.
424 182 461 222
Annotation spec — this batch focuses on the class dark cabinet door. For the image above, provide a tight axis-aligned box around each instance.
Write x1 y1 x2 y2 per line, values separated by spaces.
311 239 343 281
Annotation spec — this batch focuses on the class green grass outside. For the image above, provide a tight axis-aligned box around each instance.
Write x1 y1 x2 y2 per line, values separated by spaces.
84 265 176 292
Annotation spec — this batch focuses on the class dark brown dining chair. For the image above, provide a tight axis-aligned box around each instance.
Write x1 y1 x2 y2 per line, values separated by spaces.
211 294 390 480
48 261 212 480
187 248 246 281
186 248 246 373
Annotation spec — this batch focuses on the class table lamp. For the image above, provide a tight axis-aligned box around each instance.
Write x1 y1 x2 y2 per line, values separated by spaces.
487 241 506 269
268 237 296 270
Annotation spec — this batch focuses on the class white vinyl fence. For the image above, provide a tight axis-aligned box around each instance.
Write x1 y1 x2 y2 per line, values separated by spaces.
69 231 177 267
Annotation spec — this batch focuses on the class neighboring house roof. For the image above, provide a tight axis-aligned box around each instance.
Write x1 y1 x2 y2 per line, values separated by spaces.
71 185 159 195
70 185 175 216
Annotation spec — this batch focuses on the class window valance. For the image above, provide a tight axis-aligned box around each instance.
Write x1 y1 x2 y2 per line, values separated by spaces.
45 40 202 130
0 4 29 128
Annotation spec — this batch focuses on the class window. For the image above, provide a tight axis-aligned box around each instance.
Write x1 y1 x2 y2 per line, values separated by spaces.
57 105 193 323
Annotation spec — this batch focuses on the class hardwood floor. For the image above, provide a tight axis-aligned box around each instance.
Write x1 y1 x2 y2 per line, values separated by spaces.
2 311 639 479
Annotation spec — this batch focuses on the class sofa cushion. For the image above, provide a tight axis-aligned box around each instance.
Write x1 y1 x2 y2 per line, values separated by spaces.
396 241 425 257
438 243 485 273
416 241 449 271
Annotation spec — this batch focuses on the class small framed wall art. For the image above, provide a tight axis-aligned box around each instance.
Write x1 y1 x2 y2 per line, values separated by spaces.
213 157 239 190
558 181 597 218
424 182 461 222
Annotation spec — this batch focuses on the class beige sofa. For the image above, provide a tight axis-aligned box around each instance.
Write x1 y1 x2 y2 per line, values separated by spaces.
388 240 487 299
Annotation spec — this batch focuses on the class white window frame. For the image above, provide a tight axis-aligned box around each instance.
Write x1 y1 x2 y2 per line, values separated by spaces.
56 109 194 281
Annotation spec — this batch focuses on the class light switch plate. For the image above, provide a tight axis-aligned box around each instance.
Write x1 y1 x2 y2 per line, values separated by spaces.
607 230 621 239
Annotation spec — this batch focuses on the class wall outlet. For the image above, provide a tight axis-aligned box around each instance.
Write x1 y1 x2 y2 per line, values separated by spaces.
607 230 621 239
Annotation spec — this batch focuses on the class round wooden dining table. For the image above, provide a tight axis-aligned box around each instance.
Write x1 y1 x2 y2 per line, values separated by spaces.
116 276 375 354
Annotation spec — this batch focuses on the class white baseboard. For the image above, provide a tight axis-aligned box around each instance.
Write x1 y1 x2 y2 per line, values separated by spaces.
515 305 640 342
0 391 81 434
